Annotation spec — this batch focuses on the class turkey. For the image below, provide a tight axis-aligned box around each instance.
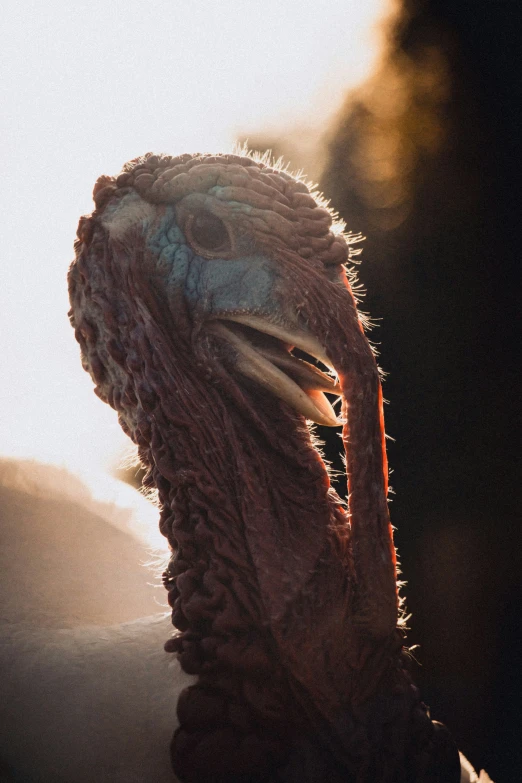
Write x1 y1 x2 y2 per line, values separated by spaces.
0 152 492 781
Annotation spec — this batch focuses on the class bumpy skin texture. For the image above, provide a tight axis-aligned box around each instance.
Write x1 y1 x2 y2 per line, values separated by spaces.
68 152 460 782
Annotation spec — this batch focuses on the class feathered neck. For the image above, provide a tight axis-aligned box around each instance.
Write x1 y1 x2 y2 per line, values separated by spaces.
143 335 353 681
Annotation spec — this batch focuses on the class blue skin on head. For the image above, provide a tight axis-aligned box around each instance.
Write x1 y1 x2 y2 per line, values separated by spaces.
145 205 281 324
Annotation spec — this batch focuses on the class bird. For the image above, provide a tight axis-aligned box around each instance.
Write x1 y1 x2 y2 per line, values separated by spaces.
0 151 492 782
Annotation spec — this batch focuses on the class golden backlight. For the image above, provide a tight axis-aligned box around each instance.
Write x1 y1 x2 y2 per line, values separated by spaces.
1 0 392 491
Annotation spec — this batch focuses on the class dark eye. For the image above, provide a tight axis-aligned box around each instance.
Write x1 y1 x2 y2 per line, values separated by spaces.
186 211 232 256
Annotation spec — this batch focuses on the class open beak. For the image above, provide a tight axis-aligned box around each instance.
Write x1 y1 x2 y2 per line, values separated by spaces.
207 315 341 427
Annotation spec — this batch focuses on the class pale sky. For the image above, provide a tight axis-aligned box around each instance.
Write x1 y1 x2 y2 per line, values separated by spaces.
1 0 391 488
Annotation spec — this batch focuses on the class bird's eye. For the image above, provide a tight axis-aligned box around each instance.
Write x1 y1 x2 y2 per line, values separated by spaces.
185 211 232 257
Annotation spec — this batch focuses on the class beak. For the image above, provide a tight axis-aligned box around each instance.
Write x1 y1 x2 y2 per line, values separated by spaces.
207 316 341 427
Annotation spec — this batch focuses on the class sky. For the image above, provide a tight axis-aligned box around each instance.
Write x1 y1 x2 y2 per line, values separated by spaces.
1 0 391 489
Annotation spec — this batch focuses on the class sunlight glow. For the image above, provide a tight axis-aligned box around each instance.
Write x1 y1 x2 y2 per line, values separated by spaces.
1 0 391 487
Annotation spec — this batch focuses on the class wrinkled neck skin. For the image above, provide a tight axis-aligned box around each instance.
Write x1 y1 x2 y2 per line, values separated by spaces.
126 262 426 781
160 364 353 679
69 222 446 782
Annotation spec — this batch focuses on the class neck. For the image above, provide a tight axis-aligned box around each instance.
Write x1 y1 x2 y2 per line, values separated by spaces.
149 375 367 778
155 372 349 673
